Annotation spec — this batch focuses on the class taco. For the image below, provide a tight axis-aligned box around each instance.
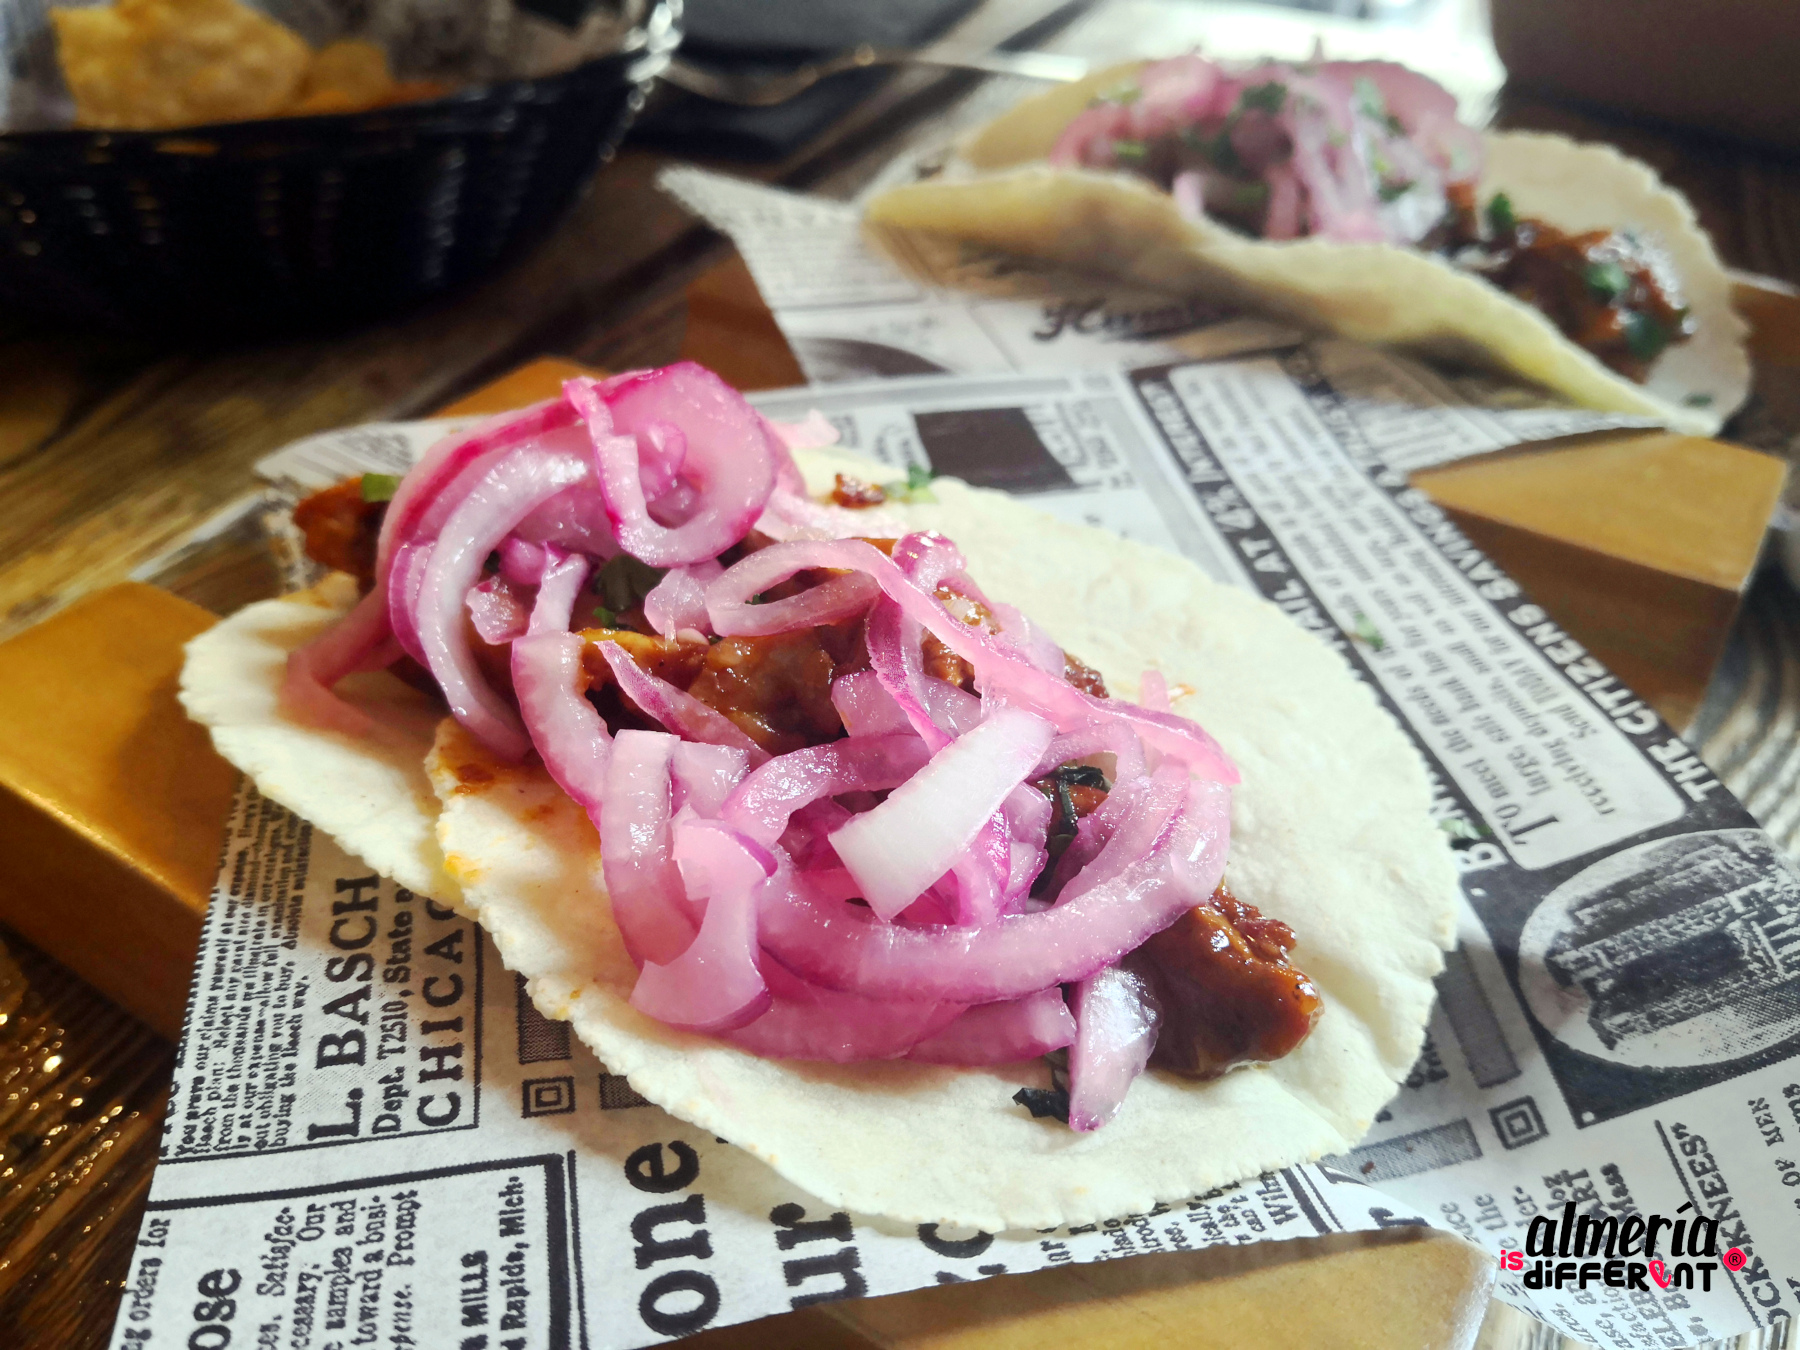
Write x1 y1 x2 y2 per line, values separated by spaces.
865 56 1748 436
181 364 1458 1228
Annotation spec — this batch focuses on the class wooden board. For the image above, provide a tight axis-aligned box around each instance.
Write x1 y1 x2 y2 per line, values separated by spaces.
0 582 233 1038
0 351 1498 1350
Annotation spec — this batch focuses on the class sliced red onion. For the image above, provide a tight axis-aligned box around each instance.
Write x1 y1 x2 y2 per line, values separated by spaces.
721 734 931 849
892 529 967 590
1066 964 1162 1132
830 670 910 736
1058 769 1185 907
513 633 609 810
1172 170 1206 223
948 816 1013 927
754 488 908 543
924 678 981 736
761 771 1229 1002
512 553 608 809
513 478 620 560
637 420 688 500
721 958 965 1062
571 365 779 567
670 742 750 817
1044 774 1140 901
375 397 580 587
599 730 692 967
796 866 861 904
781 798 855 871
987 599 1065 677
865 599 952 752
630 821 771 1033
710 537 1238 785
1138 670 1170 714
594 640 769 766
907 989 1076 1065
499 537 548 586
719 569 882 639
415 452 589 760
467 576 531 645
829 708 1054 921
1003 782 1054 841
386 540 432 666
527 550 590 635
643 561 722 640
280 583 393 737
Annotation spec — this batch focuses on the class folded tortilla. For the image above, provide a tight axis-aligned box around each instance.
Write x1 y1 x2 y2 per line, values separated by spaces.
865 63 1748 437
181 447 1459 1229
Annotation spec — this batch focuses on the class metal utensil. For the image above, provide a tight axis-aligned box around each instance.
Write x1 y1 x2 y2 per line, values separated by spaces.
661 44 1088 107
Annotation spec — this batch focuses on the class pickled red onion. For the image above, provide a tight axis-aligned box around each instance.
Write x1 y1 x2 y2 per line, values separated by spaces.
292 363 1257 1112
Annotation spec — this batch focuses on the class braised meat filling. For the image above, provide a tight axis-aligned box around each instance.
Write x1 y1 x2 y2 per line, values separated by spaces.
296 473 1321 1085
831 473 888 508
293 476 385 592
1441 185 1693 380
1137 884 1323 1077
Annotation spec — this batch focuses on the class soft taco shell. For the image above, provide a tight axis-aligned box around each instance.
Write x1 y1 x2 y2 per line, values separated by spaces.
181 447 1459 1229
865 64 1748 437
179 571 465 909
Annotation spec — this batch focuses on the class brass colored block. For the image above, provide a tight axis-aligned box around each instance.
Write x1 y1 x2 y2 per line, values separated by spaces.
816 1228 1494 1350
0 582 233 1038
1412 433 1787 729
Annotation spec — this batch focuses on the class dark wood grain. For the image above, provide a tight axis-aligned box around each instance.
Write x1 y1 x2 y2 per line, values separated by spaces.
5 6 1800 1347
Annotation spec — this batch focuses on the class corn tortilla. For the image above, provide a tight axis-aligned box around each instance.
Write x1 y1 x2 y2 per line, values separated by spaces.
180 448 1459 1228
865 64 1748 437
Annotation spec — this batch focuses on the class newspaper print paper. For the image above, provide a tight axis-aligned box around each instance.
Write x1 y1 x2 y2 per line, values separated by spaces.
113 203 1798 1350
659 167 1665 474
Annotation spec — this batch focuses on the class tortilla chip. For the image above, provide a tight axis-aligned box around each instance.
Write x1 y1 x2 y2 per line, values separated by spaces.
53 0 311 130
291 39 396 116
865 68 1748 437
181 451 1458 1228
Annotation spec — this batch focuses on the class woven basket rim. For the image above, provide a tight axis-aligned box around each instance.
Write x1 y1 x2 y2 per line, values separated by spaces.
0 7 678 148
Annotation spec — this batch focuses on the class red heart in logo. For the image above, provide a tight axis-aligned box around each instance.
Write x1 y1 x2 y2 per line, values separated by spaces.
1650 1259 1671 1288
1723 1247 1748 1272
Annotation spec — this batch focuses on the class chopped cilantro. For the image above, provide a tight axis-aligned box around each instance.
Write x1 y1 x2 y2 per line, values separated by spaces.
882 462 938 504
1683 393 1715 408
1352 76 1386 121
1623 311 1672 363
1440 817 1493 842
360 472 401 503
595 553 666 614
1013 1086 1070 1122
1349 612 1386 652
1222 180 1270 211
1486 191 1516 235
580 602 617 630
1583 260 1630 303
1377 180 1415 202
1206 128 1242 173
1239 81 1287 115
1110 138 1149 164
1093 81 1141 106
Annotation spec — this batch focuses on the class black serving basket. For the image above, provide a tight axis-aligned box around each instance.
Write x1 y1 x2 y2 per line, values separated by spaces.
0 1 679 336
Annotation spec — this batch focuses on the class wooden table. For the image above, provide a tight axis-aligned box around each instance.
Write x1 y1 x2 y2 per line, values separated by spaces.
6 2 1800 1346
